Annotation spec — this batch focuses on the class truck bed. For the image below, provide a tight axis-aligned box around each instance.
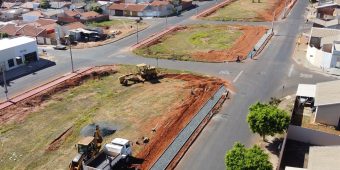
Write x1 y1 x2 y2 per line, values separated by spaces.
84 151 121 170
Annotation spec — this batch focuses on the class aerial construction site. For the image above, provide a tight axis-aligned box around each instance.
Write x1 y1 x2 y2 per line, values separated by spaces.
0 64 229 169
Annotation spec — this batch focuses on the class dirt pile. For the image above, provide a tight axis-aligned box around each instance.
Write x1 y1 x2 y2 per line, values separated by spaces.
0 66 117 124
135 74 227 169
192 25 267 62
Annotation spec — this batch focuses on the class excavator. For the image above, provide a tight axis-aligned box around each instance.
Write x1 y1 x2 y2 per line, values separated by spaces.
69 125 103 170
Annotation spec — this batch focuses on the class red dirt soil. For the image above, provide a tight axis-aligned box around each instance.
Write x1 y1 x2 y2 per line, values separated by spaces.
0 66 117 124
192 25 268 62
258 0 288 21
0 65 231 170
135 74 229 170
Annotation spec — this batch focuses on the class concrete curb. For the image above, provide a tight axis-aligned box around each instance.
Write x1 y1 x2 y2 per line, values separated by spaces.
130 26 179 50
247 29 274 60
150 86 228 170
193 0 234 19
282 0 298 19
0 67 93 110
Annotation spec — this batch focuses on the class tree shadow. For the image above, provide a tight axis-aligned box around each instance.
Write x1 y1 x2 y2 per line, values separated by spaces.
265 137 284 157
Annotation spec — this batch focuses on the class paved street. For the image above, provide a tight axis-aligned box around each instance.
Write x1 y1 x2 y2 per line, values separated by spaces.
0 0 337 169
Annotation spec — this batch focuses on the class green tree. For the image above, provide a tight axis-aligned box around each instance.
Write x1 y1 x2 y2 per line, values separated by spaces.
225 142 272 170
40 0 50 9
90 5 103 14
247 102 290 141
0 32 8 39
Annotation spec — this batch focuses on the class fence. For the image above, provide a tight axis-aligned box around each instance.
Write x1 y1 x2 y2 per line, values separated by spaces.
150 86 227 170
247 29 273 59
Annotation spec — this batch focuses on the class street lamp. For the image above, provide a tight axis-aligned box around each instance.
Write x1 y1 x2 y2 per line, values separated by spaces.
65 35 74 73
0 63 9 101
135 17 143 44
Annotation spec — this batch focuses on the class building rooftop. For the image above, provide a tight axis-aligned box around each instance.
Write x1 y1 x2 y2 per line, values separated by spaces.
311 27 340 38
308 146 340 170
315 80 340 106
296 84 316 98
0 36 36 51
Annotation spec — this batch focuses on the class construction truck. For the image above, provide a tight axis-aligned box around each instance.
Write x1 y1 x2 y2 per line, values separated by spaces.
119 63 157 86
82 138 132 170
69 126 103 170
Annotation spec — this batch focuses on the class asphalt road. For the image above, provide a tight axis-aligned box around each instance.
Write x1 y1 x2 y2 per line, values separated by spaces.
176 1 336 170
0 0 337 169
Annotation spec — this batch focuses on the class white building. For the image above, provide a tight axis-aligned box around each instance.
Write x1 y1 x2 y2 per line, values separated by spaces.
0 36 39 71
296 80 340 126
306 27 340 69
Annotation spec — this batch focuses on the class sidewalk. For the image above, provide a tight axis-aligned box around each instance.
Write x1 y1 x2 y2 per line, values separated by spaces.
292 40 340 78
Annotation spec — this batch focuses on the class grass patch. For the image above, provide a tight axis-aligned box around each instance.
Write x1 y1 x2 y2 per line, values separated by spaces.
0 65 189 169
87 19 135 28
206 0 277 21
134 25 242 61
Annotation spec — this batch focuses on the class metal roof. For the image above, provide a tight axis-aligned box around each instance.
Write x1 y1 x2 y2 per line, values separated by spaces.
111 138 129 145
296 84 316 98
315 80 340 106
0 36 36 51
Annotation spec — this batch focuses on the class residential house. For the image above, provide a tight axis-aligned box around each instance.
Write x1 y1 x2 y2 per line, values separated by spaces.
0 8 28 21
284 146 340 170
0 23 23 36
69 2 86 12
22 10 44 22
20 2 40 11
310 0 340 28
80 11 108 23
60 21 86 38
58 10 108 24
147 1 174 17
42 9 65 20
306 27 340 68
50 1 71 10
108 3 149 17
295 80 340 126
1 2 17 9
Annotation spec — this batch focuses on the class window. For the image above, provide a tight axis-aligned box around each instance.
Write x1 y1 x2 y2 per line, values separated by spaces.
16 57 23 65
8 59 14 68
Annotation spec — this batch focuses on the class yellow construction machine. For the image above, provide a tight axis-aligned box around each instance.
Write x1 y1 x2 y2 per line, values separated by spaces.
119 64 158 86
69 126 103 170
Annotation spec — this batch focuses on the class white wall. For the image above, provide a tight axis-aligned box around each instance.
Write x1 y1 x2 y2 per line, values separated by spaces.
287 125 340 145
315 104 340 126
0 40 39 70
306 45 336 69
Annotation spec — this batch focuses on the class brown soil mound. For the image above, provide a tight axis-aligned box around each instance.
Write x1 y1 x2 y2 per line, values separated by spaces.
192 25 267 62
0 66 117 124
259 0 287 21
135 74 226 169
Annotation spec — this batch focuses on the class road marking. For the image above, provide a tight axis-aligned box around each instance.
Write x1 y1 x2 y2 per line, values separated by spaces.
288 64 294 77
219 70 231 75
300 73 313 78
233 70 243 83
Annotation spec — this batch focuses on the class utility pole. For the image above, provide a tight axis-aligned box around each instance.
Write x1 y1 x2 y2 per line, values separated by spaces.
66 35 74 73
1 63 9 101
135 17 143 44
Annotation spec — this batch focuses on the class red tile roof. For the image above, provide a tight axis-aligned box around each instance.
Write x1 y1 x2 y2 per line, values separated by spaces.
64 9 81 17
63 21 86 30
35 18 57 26
126 4 148 12
151 0 170 6
17 25 45 37
108 3 126 11
0 24 22 36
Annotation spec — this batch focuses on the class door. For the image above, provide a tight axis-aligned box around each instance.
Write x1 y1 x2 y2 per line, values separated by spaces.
115 10 123 16
24 52 38 63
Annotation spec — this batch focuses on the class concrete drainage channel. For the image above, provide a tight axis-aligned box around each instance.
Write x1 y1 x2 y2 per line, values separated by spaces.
247 28 274 59
150 85 227 170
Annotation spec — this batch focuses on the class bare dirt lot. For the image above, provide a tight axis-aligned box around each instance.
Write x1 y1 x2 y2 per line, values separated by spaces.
134 24 267 62
205 0 286 21
0 65 227 169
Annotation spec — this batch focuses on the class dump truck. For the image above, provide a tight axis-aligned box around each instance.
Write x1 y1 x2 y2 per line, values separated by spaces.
82 138 132 170
119 64 157 86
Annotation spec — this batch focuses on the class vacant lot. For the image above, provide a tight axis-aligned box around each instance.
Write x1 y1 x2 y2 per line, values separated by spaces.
134 24 267 62
206 0 285 21
0 65 225 169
